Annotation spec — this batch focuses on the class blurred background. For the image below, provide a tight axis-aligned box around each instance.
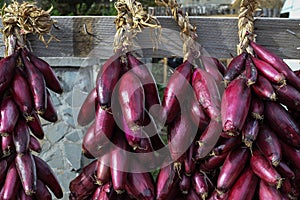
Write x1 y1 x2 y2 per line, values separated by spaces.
1 0 298 18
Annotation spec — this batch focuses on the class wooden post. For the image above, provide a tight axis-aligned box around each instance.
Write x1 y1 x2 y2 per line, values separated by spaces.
163 57 168 84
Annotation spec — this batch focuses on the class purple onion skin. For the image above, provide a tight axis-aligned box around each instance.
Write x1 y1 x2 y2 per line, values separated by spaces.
83 106 115 158
11 67 33 119
13 117 30 155
168 112 195 163
122 114 142 149
200 56 224 94
242 116 260 148
184 141 196 175
200 151 228 172
29 135 42 153
179 174 190 194
91 186 102 200
221 76 251 135
110 133 129 194
223 52 247 85
118 71 145 129
156 164 180 200
82 123 96 159
190 95 210 131
212 56 227 76
133 137 157 169
40 90 58 122
161 60 193 125
251 56 285 84
127 52 161 113
96 153 110 185
296 70 300 77
280 178 292 195
0 96 19 136
186 188 201 200
250 40 300 91
0 156 12 183
252 74 276 101
195 119 222 160
2 134 14 156
77 87 97 126
27 111 44 139
34 155 63 198
249 96 264 120
289 181 300 199
245 56 258 86
0 162 21 200
228 167 258 200
256 125 281 166
192 68 221 120
34 179 52 200
18 189 33 200
212 136 242 156
25 48 63 94
259 180 283 200
280 141 300 170
264 101 300 148
15 152 37 196
69 160 99 200
96 181 115 200
273 83 300 111
200 55 224 86
217 147 250 192
200 56 226 76
276 161 295 180
0 51 19 94
208 190 229 200
96 53 121 108
125 172 155 200
250 149 282 188
21 50 47 114
143 111 165 151
192 171 209 199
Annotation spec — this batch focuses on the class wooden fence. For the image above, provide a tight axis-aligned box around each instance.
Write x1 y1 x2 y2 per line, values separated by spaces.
149 6 281 17
0 16 299 66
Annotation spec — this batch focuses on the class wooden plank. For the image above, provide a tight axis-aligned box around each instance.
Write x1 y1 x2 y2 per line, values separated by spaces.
0 16 300 60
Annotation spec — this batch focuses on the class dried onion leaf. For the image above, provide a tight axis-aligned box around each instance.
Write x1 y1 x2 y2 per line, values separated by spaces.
1 1 57 51
114 0 161 52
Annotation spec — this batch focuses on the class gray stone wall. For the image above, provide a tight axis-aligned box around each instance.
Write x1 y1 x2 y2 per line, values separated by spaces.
37 64 99 200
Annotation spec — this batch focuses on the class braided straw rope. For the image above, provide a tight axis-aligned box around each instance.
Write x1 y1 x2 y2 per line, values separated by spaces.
155 0 198 61
238 0 258 55
1 1 57 55
114 0 161 52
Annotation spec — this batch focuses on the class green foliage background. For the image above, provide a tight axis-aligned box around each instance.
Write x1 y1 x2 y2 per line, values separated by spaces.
0 0 156 16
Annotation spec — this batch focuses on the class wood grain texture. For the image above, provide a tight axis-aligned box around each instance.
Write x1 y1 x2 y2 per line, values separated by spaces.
0 16 299 61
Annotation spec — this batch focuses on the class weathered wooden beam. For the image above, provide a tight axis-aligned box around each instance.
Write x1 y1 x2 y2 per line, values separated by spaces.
0 16 299 61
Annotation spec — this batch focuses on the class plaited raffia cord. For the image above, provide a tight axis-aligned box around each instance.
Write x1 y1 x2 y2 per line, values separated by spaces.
238 0 258 55
155 0 198 61
114 0 161 52
1 1 57 56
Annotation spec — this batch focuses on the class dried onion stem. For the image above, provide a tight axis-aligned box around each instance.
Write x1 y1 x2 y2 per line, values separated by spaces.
114 0 161 52
1 1 57 56
238 0 259 55
155 0 198 61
